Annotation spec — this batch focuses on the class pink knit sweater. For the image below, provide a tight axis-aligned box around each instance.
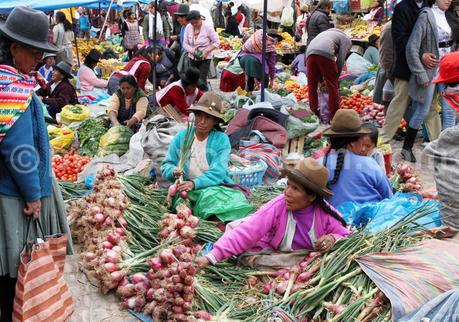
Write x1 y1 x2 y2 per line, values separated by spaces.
206 194 350 264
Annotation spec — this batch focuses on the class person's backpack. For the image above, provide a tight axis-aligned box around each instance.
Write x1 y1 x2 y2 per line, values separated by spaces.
226 108 289 148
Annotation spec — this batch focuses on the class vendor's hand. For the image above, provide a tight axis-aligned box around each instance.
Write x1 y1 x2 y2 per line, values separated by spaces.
422 53 439 69
422 82 431 88
194 256 210 269
314 234 336 253
178 181 194 192
113 121 121 127
123 118 137 128
173 168 184 179
24 200 41 220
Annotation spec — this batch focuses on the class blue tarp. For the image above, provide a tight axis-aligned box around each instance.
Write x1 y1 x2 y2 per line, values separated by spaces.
0 0 138 13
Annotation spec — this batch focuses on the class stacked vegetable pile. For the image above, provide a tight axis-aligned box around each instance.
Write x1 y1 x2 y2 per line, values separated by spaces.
285 82 308 102
340 93 373 114
390 163 422 193
361 103 385 126
77 117 109 156
52 149 90 181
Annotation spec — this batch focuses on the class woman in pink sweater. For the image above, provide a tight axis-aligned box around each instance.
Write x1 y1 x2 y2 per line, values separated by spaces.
196 158 350 268
77 49 108 96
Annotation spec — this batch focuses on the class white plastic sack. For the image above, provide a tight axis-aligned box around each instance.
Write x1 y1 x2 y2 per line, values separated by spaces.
382 79 394 102
254 90 296 110
346 53 373 74
280 6 294 27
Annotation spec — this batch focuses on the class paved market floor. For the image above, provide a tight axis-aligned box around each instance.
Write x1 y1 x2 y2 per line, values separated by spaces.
65 79 437 321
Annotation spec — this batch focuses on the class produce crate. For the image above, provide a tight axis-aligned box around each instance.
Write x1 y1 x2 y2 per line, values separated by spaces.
282 136 305 170
228 160 267 189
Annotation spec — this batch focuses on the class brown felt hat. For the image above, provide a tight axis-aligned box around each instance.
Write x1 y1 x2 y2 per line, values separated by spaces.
188 92 224 121
280 158 333 197
323 109 371 137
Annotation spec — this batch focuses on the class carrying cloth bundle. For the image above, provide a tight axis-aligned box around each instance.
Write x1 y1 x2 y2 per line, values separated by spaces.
13 219 73 322
239 142 282 178
226 107 289 148
356 239 459 321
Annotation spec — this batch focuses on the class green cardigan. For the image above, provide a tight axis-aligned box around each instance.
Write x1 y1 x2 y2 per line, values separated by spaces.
161 129 233 189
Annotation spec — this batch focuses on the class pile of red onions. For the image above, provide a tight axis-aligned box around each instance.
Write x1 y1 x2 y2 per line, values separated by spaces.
395 164 422 192
117 273 150 312
159 204 199 243
70 165 129 253
262 252 322 296
360 103 385 126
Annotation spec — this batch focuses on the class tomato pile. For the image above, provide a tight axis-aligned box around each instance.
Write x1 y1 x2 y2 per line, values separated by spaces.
285 83 309 102
52 150 90 182
340 93 372 113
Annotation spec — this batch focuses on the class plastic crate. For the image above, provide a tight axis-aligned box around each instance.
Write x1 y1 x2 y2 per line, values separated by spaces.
229 160 267 189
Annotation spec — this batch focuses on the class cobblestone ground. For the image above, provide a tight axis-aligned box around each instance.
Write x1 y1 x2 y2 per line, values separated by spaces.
66 79 437 321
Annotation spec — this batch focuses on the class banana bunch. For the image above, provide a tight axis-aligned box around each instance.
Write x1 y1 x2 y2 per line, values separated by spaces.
98 59 124 69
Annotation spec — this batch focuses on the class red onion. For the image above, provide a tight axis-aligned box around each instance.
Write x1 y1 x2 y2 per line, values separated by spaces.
171 275 181 284
187 216 199 228
282 272 290 280
180 226 196 239
117 216 128 227
182 301 192 312
102 241 113 250
146 288 154 301
262 282 272 294
107 232 121 245
275 281 288 295
134 282 149 293
152 288 166 301
115 227 126 237
247 276 258 287
134 295 146 308
172 306 184 314
106 197 116 207
179 190 188 199
275 269 288 277
173 245 188 257
150 280 161 289
159 249 175 264
183 293 193 302
112 245 122 254
174 283 184 292
168 184 177 197
118 278 129 287
95 213 105 224
132 273 148 284
183 275 194 286
148 257 163 272
177 204 192 217
82 252 96 261
110 271 124 283
122 296 136 309
104 216 114 226
297 271 314 283
91 206 102 214
104 262 119 273
195 311 212 320
187 265 197 276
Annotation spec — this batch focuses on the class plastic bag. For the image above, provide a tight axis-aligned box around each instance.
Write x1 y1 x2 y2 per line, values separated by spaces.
337 193 441 233
382 79 394 102
318 89 330 124
60 104 90 124
333 0 350 14
280 6 294 27
175 186 253 222
47 126 75 152
287 114 319 139
254 90 296 110
346 53 373 74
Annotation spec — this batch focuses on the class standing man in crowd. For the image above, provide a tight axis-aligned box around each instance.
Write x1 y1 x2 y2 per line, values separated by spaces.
306 0 334 47
211 2 225 29
378 0 441 144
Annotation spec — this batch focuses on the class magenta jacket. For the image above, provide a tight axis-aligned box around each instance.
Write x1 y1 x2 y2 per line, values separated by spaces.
206 195 350 263
206 194 350 263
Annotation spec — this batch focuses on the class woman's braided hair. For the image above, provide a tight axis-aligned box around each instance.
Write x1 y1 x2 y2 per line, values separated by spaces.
323 136 362 187
301 185 347 227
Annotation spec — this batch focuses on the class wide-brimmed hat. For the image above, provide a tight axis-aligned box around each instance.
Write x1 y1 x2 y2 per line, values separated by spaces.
186 10 202 21
432 52 459 84
189 92 224 121
54 61 73 79
323 109 371 137
86 49 103 62
175 4 190 16
42 52 57 60
280 158 333 197
0 6 59 53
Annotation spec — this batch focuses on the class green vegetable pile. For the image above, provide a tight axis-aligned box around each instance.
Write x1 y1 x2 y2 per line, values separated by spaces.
77 117 109 156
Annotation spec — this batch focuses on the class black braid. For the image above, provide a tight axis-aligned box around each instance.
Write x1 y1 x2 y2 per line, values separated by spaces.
325 137 361 187
316 197 348 227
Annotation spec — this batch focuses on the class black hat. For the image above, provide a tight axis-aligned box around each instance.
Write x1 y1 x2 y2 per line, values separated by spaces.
186 10 201 21
268 29 284 41
181 67 200 86
368 34 380 46
0 6 59 53
174 4 190 16
54 61 73 79
87 49 102 62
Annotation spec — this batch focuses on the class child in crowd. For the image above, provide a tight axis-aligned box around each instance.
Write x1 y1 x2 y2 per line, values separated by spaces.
432 52 459 123
291 45 307 76
38 53 56 83
360 123 385 171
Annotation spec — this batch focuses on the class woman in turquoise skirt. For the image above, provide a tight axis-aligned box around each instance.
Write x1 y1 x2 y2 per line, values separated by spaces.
0 7 73 322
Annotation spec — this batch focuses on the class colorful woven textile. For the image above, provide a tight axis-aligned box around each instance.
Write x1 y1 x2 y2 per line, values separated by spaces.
0 65 36 142
242 30 276 53
239 143 282 178
356 239 459 321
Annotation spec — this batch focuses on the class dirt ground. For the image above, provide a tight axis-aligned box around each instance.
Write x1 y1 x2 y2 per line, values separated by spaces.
65 79 437 322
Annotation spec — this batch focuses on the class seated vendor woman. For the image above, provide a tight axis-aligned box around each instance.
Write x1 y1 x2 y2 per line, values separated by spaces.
161 92 232 192
36 61 78 119
107 75 148 131
319 109 393 207
195 158 350 268
155 67 203 115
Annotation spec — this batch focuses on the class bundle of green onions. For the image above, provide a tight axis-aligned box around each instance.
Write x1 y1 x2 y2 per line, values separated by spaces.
58 180 89 200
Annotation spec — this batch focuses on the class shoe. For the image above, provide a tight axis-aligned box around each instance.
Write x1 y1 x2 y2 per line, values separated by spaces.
401 127 418 163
